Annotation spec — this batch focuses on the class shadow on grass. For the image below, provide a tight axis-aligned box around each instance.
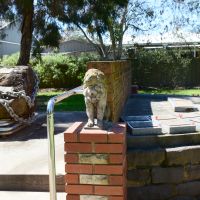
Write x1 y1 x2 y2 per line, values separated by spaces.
36 94 85 112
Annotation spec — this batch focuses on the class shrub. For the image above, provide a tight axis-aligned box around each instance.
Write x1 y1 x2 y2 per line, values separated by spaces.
0 52 19 66
33 53 98 88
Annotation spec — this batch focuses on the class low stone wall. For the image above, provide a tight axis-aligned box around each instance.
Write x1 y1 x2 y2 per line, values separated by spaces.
87 60 132 122
127 145 200 200
64 122 127 200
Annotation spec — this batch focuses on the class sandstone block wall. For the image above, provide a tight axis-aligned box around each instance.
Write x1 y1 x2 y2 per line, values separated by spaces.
64 122 127 200
87 60 132 122
127 145 200 200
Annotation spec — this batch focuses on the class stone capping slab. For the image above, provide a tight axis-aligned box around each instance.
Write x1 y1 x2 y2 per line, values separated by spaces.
127 120 163 135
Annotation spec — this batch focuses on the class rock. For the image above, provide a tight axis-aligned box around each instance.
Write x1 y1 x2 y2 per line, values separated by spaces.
0 66 38 120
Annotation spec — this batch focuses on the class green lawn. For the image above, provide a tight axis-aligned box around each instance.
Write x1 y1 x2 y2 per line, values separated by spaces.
36 91 85 112
139 89 200 96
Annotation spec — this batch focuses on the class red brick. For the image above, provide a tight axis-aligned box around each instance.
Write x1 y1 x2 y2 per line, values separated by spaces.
108 124 126 143
94 186 124 195
65 154 78 163
65 143 92 153
109 197 125 200
65 164 92 174
95 144 123 153
94 165 123 175
64 122 83 142
66 184 93 194
66 194 80 200
65 174 79 184
109 175 123 185
109 154 123 164
80 129 107 143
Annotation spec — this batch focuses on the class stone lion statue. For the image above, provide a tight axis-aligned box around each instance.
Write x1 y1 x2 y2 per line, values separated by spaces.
83 68 107 129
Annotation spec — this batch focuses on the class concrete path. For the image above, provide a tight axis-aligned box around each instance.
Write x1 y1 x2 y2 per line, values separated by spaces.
0 112 87 191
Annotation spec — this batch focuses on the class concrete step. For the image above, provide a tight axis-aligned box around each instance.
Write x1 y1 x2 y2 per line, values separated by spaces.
0 191 65 200
0 175 64 192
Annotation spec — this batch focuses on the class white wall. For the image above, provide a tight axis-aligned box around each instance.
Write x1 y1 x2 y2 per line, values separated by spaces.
0 21 21 56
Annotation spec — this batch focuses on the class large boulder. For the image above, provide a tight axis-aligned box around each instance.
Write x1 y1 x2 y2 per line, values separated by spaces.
0 66 39 121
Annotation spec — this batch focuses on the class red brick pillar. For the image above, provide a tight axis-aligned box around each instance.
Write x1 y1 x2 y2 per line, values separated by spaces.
64 122 127 200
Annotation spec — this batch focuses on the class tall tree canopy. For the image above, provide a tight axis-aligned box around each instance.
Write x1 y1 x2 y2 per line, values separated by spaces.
0 0 61 65
51 0 154 60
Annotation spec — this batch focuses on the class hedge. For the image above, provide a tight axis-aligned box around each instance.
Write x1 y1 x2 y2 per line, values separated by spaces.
129 48 200 88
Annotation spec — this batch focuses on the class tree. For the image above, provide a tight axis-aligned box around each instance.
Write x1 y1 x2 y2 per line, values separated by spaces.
0 0 61 65
50 0 129 60
50 0 155 60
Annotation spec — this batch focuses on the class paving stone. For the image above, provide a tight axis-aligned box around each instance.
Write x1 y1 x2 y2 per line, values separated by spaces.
128 184 176 200
177 181 200 196
152 167 184 184
161 119 196 134
179 113 200 119
127 169 151 186
166 146 200 166
128 120 163 135
152 114 177 120
127 148 165 169
168 98 198 112
188 117 200 131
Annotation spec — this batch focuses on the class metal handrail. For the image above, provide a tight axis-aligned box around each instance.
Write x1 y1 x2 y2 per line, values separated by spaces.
47 86 83 200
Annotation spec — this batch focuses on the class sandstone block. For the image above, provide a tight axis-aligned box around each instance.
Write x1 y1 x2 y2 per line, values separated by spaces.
169 196 196 200
80 175 108 185
166 146 200 166
127 169 150 186
80 195 108 200
79 154 108 164
127 148 165 169
177 181 200 196
152 167 184 184
185 165 200 181
128 184 176 200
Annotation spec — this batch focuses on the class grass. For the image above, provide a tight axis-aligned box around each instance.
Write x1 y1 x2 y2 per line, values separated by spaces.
36 91 85 112
139 88 200 96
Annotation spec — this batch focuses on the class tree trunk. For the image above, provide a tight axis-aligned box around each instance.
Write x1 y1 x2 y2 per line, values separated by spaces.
17 0 34 66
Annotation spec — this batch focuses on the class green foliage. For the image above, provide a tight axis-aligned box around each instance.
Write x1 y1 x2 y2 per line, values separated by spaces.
33 53 98 88
130 48 200 88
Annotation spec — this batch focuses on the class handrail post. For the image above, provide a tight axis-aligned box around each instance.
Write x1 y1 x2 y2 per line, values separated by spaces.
47 99 57 200
46 86 83 200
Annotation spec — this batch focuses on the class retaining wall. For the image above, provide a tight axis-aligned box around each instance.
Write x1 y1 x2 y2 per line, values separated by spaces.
127 145 200 200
